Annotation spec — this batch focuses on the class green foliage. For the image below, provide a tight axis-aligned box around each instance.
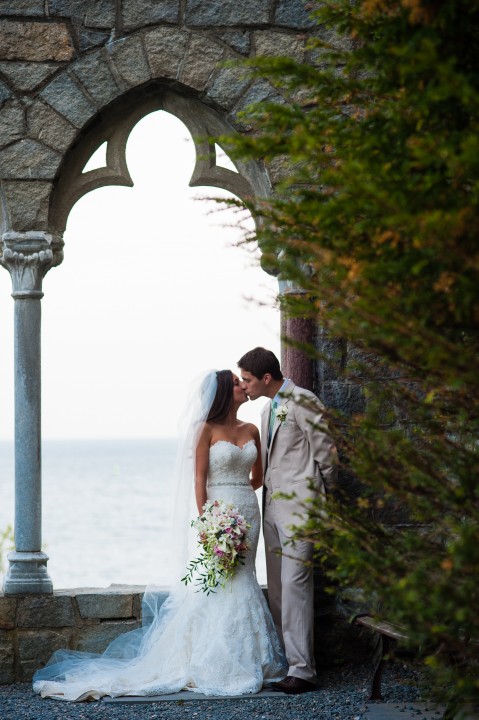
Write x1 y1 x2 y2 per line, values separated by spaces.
221 0 479 710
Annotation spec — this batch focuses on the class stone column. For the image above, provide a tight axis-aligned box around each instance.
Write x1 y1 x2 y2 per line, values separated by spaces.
1 231 59 594
279 279 315 392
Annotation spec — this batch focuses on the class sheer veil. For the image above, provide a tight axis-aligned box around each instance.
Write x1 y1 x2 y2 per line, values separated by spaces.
34 371 221 682
167 369 218 585
142 370 218 619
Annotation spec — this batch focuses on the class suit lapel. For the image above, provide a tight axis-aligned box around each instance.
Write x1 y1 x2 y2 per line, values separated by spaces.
268 380 295 452
261 402 270 469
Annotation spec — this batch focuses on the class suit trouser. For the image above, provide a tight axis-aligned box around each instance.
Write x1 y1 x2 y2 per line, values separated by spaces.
263 489 316 683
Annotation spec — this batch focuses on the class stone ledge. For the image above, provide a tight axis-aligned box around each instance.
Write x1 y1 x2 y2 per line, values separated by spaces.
17 594 75 627
0 585 148 684
76 588 135 619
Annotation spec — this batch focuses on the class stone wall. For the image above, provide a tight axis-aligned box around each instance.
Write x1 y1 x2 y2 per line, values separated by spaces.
0 585 152 683
0 0 318 236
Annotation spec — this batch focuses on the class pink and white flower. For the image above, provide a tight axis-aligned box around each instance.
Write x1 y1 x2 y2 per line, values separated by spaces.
182 500 250 594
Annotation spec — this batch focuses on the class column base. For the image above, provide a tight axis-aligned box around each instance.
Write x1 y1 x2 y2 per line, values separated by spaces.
3 551 53 595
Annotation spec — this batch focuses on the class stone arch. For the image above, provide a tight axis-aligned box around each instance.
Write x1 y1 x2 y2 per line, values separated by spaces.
0 21 303 239
48 83 272 240
0 7 314 596
0 51 278 595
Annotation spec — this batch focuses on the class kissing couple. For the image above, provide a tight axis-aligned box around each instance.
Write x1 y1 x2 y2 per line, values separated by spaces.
33 347 337 701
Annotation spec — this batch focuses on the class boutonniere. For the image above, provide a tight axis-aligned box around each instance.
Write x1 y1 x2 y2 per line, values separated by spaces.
276 405 288 424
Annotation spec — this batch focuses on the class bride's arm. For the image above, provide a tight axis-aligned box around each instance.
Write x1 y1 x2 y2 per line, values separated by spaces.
250 425 263 491
195 424 211 515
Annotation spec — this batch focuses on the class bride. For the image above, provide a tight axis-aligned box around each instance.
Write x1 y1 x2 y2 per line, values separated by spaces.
32 369 287 701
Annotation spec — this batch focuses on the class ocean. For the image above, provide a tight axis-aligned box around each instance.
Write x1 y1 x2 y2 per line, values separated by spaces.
0 439 267 589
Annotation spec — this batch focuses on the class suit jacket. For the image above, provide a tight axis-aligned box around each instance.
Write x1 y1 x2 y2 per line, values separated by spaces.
261 379 337 533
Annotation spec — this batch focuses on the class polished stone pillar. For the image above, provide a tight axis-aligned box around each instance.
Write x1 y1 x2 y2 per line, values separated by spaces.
279 279 315 392
1 232 56 594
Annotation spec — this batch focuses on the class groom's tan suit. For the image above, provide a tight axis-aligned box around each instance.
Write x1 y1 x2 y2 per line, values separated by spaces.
261 379 337 683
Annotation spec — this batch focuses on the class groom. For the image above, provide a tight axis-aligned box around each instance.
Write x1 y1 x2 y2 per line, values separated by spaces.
238 347 337 694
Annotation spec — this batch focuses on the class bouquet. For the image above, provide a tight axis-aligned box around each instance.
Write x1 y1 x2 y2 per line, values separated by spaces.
182 500 250 594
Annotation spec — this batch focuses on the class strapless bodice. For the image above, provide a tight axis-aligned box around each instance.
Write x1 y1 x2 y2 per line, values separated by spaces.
207 439 257 488
206 438 260 577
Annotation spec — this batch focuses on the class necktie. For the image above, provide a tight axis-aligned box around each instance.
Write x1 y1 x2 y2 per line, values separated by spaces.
268 400 277 446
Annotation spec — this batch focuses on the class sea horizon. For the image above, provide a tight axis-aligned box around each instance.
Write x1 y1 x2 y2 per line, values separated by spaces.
0 437 267 589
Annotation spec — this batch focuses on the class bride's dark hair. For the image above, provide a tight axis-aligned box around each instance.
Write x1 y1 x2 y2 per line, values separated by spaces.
207 370 233 423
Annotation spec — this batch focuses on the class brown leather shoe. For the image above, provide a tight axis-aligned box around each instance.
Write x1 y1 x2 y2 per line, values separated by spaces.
269 676 317 694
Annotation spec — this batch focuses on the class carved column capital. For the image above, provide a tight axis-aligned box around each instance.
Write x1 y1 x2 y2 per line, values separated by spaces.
1 231 62 298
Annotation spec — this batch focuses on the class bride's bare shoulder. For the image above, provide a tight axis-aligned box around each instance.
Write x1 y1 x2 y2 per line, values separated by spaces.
240 421 260 438
197 421 213 444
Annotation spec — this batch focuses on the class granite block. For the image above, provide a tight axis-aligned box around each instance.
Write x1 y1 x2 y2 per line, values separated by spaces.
85 0 116 28
122 0 180 32
27 99 77 152
17 594 75 628
40 72 96 128
144 26 189 79
78 28 110 53
0 100 26 150
76 590 133 619
0 19 75 62
0 80 12 104
0 139 62 180
186 0 270 27
0 0 44 15
205 65 251 110
74 620 140 654
0 62 59 92
215 31 251 56
0 631 14 684
180 35 224 91
17 628 71 680
72 50 121 106
0 595 16 630
1 181 52 231
275 0 316 29
255 30 305 62
107 35 151 88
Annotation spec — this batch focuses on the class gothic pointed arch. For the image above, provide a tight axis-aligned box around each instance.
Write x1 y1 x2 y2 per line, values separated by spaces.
48 85 272 238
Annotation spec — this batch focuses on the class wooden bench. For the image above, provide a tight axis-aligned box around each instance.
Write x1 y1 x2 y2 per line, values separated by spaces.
354 613 411 701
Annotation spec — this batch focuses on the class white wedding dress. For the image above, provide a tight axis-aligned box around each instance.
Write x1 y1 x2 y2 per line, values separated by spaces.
32 439 287 701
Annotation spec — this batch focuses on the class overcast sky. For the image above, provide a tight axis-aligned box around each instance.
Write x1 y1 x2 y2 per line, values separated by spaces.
0 111 280 440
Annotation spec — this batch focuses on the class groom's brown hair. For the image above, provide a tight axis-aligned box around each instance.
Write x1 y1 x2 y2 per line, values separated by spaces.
238 348 283 381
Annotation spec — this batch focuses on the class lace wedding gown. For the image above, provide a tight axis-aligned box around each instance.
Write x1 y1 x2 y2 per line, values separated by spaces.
32 439 287 701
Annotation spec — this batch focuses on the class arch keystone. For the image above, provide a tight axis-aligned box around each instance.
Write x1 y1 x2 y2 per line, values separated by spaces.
178 35 225 91
107 35 152 89
144 26 189 80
